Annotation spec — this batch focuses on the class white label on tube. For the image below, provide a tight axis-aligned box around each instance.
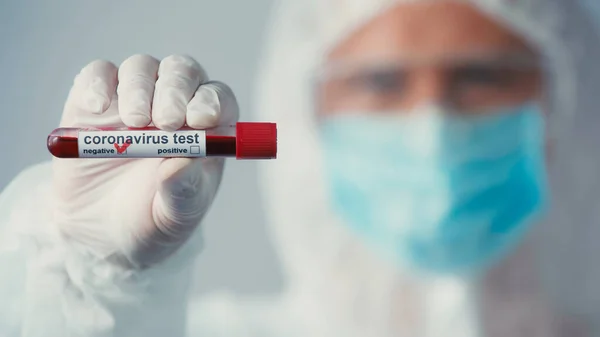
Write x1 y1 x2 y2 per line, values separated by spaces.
78 130 207 158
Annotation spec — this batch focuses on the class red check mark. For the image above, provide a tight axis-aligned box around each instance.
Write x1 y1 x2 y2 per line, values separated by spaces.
114 143 131 154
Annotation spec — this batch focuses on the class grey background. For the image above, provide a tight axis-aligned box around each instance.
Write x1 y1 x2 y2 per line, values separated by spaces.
0 0 283 295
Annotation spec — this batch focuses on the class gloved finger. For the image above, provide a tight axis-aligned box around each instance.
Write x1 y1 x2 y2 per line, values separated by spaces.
117 54 160 127
151 157 224 246
186 81 240 129
152 55 208 131
61 60 118 125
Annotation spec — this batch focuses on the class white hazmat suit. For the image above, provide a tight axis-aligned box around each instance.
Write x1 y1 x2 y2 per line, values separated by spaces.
2 0 600 336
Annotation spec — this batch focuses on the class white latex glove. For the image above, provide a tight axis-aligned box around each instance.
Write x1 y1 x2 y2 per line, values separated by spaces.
54 54 239 269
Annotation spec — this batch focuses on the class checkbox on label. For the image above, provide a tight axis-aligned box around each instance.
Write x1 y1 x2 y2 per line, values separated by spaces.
190 146 201 154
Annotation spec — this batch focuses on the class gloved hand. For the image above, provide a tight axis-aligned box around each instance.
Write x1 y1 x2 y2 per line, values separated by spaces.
53 54 239 269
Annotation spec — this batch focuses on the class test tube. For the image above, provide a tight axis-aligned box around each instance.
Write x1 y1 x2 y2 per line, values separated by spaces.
47 122 277 159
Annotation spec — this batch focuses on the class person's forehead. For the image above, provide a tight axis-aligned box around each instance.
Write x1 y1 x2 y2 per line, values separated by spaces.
328 1 537 61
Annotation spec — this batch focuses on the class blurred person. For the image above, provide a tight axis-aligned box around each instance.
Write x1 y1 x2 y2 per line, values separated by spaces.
1 0 600 336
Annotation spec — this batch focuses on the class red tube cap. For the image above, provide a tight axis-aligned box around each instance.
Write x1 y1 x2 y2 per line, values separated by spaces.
236 122 277 159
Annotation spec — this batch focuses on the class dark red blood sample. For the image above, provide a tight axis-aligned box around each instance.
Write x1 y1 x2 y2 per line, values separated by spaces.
206 135 237 156
48 132 79 158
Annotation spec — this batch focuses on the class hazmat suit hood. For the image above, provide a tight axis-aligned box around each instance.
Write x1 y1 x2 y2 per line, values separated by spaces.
254 0 600 335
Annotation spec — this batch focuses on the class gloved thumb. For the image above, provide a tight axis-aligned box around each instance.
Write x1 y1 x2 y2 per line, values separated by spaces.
131 157 224 267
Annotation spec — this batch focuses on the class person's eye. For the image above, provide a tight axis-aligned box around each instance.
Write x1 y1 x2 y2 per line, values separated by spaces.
348 70 405 94
452 65 514 87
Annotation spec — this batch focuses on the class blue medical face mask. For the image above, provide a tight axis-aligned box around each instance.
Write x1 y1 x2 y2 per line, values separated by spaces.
319 103 549 275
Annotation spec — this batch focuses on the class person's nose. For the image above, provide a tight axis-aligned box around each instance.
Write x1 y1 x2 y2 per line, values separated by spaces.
404 68 447 110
